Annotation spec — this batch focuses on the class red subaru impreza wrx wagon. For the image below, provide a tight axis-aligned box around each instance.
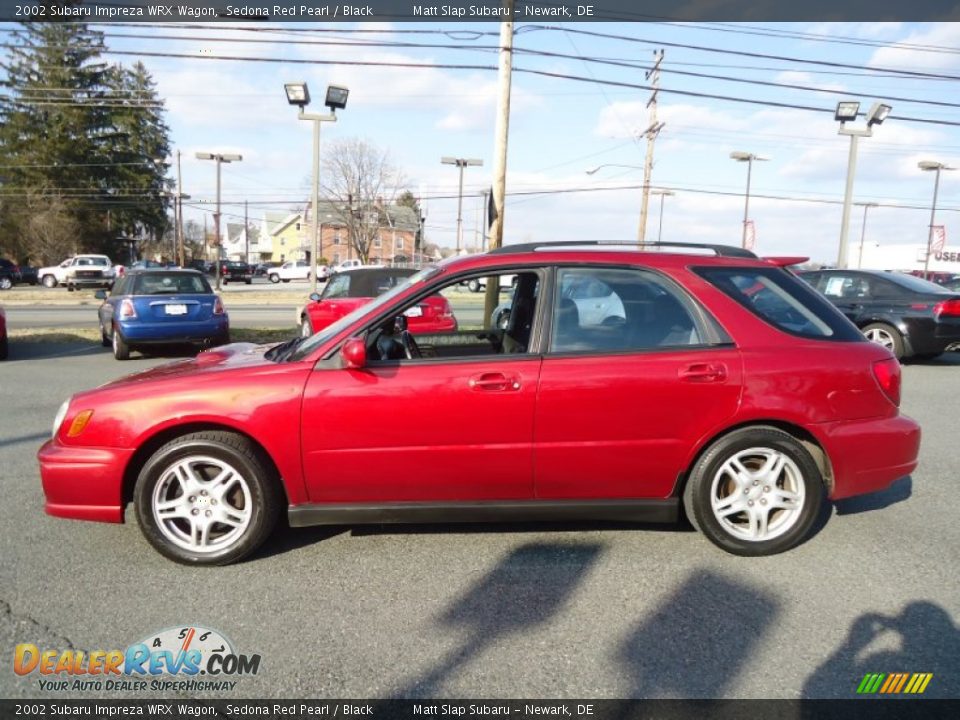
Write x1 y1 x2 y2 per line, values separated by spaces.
38 242 921 565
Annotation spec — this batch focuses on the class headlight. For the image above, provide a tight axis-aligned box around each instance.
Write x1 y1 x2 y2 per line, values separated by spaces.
52 399 70 440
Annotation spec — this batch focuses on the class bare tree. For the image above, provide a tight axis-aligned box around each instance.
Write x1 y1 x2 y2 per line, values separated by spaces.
321 138 405 264
23 192 83 264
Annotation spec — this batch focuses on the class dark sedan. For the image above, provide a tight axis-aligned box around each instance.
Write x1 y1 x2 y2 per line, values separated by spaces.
799 269 960 360
0 259 38 289
218 261 253 284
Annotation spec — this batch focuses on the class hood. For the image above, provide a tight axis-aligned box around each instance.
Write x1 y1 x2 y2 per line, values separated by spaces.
100 342 280 388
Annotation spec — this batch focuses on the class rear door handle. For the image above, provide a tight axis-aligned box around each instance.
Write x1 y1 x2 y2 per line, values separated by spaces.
469 372 521 391
679 363 727 383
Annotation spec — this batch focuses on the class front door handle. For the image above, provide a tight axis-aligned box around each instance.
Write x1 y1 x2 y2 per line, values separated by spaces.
679 363 727 383
469 372 521 391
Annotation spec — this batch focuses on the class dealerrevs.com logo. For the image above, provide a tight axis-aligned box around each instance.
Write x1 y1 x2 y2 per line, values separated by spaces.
13 625 260 693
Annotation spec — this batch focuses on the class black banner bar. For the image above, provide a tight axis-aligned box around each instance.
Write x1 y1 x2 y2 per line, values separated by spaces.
0 0 957 23
1 700 959 720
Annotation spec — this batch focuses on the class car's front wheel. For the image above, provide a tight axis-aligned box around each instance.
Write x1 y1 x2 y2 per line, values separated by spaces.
41 275 57 288
134 431 281 565
0 276 12 290
683 426 824 556
269 273 280 284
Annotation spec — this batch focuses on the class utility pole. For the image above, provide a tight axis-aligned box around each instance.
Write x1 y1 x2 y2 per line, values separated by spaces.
441 157 483 254
176 149 185 266
244 199 250 265
486 7 514 326
638 49 665 245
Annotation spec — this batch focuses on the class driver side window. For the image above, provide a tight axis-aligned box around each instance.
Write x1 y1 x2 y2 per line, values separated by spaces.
366 271 541 363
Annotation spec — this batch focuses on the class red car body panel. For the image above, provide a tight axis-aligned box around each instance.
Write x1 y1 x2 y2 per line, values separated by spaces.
38 249 920 526
305 294 456 335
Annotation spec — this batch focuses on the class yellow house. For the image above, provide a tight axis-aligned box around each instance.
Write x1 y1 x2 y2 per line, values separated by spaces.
263 211 306 263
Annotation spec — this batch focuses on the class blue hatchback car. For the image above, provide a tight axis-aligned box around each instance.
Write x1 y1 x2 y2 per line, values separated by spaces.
96 269 229 360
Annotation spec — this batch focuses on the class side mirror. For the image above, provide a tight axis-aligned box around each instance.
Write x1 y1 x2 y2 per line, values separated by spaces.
341 337 367 369
94 289 107 300
308 292 321 302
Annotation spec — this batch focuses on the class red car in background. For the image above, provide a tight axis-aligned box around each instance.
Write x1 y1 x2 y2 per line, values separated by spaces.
299 267 457 337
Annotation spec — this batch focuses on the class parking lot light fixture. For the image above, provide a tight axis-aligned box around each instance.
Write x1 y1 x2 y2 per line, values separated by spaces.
729 152 769 249
836 99 892 269
285 82 347 292
919 161 956 279
195 152 242 290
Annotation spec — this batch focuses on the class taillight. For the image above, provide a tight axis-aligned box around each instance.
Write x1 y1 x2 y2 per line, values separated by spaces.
933 299 960 318
119 298 137 320
439 299 454 318
213 297 225 315
872 358 901 407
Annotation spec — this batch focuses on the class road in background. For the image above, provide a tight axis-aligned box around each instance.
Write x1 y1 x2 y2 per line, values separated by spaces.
1 345 957 699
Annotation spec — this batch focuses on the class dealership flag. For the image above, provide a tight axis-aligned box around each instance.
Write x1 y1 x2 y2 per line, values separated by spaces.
932 225 946 254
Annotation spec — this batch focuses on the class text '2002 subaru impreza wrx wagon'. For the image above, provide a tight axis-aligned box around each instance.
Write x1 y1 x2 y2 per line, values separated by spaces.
38 242 920 565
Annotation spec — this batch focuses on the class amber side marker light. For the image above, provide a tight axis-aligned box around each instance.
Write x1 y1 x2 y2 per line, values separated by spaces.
66 410 94 438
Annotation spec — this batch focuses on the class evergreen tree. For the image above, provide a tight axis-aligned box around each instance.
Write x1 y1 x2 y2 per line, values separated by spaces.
0 23 171 263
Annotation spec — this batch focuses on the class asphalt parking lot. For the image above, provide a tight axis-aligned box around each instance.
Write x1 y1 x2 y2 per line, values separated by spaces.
1 344 958 699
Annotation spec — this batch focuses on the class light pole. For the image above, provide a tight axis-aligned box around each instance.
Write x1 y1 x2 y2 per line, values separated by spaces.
284 81 348 293
835 100 892 269
195 152 242 290
919 160 955 279
649 189 674 242
441 157 483 254
729 151 769 249
855 202 879 269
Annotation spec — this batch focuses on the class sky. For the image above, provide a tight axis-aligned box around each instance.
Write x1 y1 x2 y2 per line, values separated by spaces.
3 19 960 264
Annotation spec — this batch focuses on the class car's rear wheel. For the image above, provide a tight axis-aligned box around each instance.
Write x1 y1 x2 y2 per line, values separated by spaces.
468 279 482 293
683 427 824 556
134 431 281 565
112 326 130 360
269 273 280 284
0 277 12 290
41 275 57 288
862 322 905 359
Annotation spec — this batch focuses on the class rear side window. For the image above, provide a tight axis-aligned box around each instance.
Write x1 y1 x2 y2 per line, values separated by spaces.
696 267 863 341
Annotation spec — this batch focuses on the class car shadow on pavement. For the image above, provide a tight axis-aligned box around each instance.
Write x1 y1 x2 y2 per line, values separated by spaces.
803 601 959 698
833 476 912 516
251 523 348 561
615 570 780 699
392 541 604 698
5 341 107 361
350 519 694 539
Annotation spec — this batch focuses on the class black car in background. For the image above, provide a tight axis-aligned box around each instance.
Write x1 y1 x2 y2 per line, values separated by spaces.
0 259 38 289
218 260 253 284
799 269 960 360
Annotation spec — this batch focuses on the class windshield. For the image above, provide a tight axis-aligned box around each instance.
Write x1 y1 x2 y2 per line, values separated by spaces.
286 265 440 361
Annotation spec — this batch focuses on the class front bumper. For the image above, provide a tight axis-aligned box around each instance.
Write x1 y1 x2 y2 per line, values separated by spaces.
818 413 921 500
37 439 135 523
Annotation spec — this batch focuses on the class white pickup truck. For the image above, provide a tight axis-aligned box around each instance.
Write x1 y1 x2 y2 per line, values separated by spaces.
268 260 329 283
39 255 115 290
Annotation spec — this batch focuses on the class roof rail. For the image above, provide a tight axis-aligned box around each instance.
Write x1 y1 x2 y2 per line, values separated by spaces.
488 241 757 258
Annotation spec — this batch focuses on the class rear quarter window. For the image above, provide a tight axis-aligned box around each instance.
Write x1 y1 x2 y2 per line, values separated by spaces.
695 266 864 341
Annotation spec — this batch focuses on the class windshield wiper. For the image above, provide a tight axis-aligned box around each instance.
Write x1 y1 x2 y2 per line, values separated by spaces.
265 336 306 362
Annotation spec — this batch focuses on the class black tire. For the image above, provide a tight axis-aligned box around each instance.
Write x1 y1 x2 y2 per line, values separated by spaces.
282 279 290 283
245 279 252 285
913 352 942 361
112 326 130 360
213 332 230 346
0 277 12 291
862 322 905 359
100 323 111 348
41 275 57 288
682 426 824 556
468 279 482 293
269 273 280 284
67 284 75 293
133 431 282 565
